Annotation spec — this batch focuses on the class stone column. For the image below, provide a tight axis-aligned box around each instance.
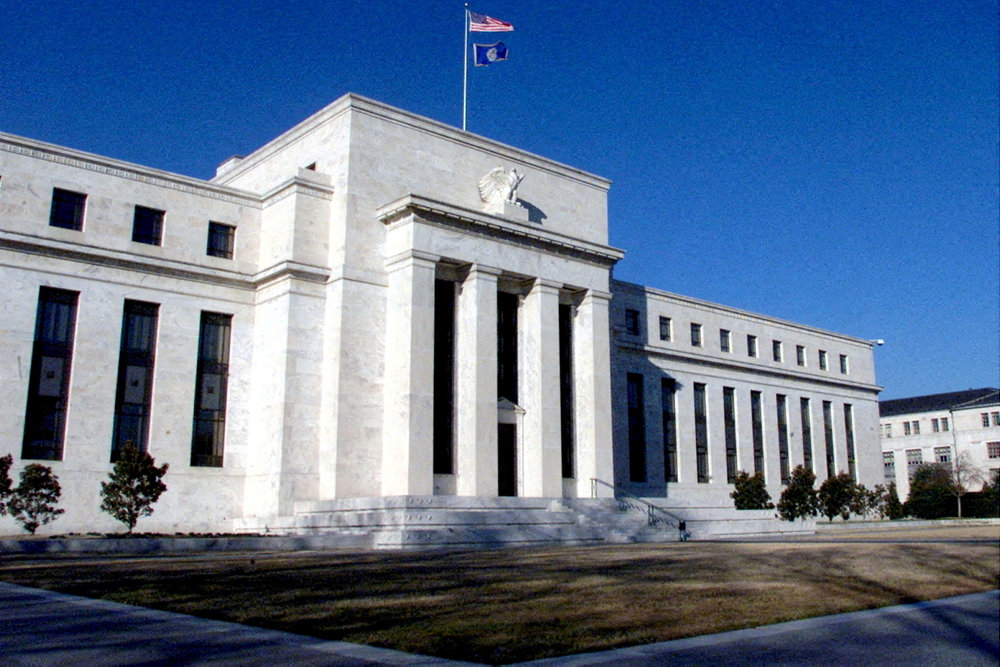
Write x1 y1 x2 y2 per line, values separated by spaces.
520 279 563 497
455 264 500 496
381 250 438 496
572 290 614 498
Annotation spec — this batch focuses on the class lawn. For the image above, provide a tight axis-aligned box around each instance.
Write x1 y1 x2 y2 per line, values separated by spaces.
1 524 997 663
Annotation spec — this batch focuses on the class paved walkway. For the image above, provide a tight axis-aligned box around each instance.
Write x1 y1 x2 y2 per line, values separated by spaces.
1 582 997 665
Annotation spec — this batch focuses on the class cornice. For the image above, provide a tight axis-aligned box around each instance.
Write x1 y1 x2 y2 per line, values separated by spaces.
611 279 875 348
377 193 625 268
0 133 260 208
616 339 882 396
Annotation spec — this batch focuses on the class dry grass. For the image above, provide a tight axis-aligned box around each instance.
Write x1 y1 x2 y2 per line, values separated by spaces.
1 524 997 663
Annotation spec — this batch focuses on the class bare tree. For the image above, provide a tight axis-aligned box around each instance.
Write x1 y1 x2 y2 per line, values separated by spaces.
950 451 985 518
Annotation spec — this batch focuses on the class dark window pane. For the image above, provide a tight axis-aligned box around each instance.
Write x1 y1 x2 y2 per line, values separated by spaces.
207 222 236 259
49 188 86 230
132 206 164 245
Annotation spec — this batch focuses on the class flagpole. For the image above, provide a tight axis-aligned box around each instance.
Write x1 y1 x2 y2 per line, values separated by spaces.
462 3 469 131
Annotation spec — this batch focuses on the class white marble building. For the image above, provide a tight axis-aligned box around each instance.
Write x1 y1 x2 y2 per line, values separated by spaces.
0 94 882 537
880 388 1000 499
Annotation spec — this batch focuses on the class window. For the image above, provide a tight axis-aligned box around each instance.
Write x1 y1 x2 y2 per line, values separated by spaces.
885 423 892 438
796 345 806 367
49 188 86 230
992 412 1000 427
747 334 758 358
207 222 236 259
844 404 856 481
433 280 456 475
22 287 79 460
772 340 783 362
132 205 165 245
839 354 849 374
751 390 764 476
883 452 896 483
823 401 835 476
720 329 731 353
903 422 911 436
662 379 677 483
982 413 990 428
941 418 949 432
935 446 952 465
690 323 702 347
625 309 640 336
723 387 737 483
932 418 939 433
111 300 159 460
694 383 709 483
191 312 232 467
988 442 1000 459
906 449 922 478
912 420 920 435
777 394 790 484
658 316 671 342
627 373 646 482
800 398 813 471
818 350 828 371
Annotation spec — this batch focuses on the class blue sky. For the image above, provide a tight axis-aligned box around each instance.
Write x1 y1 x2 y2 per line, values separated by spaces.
2 1 997 399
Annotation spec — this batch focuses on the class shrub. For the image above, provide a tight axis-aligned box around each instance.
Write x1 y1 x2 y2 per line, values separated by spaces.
884 482 904 519
0 453 12 515
777 465 818 521
818 472 857 521
731 471 774 510
903 463 956 519
100 443 169 533
7 464 64 534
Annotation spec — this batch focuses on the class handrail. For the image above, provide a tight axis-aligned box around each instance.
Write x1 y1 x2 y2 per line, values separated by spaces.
591 478 689 540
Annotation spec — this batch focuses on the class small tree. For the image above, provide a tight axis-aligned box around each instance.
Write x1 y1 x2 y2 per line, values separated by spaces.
949 451 985 518
100 443 169 533
904 463 956 519
777 465 818 521
731 471 774 510
818 472 857 521
848 483 874 519
884 482 904 519
0 453 12 515
8 464 64 534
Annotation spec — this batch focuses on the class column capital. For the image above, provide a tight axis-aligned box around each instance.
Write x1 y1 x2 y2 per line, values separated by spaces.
530 278 564 293
464 263 502 279
580 288 613 305
384 249 440 273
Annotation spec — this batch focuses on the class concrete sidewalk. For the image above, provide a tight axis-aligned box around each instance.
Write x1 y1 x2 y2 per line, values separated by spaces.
1 582 997 665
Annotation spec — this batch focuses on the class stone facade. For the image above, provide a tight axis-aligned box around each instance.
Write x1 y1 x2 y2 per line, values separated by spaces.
0 94 881 535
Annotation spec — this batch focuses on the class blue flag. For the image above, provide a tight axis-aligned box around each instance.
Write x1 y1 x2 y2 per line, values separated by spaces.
474 42 508 66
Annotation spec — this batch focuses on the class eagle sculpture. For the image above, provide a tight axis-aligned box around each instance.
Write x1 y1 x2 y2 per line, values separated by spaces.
478 165 524 212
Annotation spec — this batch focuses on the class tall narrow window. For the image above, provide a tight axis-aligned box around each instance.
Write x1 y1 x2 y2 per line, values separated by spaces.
751 390 764 475
906 449 922 478
624 308 640 335
661 378 678 483
844 404 856 481
694 382 709 483
111 300 159 460
823 400 835 477
818 350 828 371
800 397 813 471
720 329 731 353
796 345 806 367
941 418 949 432
497 292 518 403
191 312 232 467
747 335 758 358
772 340 783 362
433 280 456 475
690 323 702 347
776 394 790 484
839 354 849 374
207 222 236 259
132 205 165 246
723 387 737 483
883 451 896 483
49 188 87 230
627 373 646 482
22 287 79 460
559 303 575 479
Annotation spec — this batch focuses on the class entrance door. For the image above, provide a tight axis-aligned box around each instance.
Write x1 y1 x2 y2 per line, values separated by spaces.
498 423 517 496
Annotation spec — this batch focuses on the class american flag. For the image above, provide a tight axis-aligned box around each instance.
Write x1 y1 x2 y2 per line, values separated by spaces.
469 11 514 32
